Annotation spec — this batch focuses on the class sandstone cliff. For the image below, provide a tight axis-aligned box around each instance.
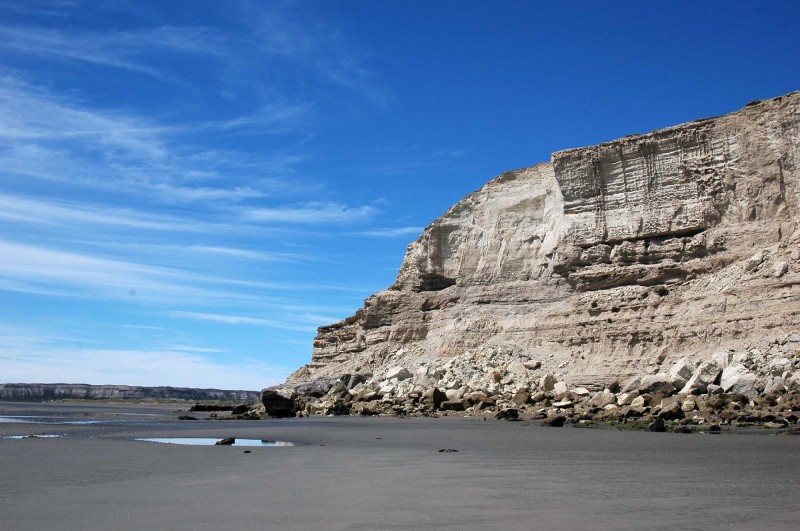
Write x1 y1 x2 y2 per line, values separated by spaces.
288 92 800 397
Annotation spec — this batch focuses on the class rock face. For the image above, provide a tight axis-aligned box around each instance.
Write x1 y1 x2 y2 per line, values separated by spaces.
287 92 800 405
0 383 260 402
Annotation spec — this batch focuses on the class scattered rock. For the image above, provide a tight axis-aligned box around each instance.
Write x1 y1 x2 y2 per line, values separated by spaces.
667 358 695 389
439 399 467 412
720 364 759 398
495 408 519 421
385 366 412 381
541 415 566 427
680 361 722 395
438 448 458 453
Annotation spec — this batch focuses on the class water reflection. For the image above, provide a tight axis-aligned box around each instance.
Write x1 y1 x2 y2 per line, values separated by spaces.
135 437 294 446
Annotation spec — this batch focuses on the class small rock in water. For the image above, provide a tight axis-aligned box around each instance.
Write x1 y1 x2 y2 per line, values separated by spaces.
215 437 235 446
243 450 251 454
438 448 458 453
707 425 722 433
647 418 666 432
177 415 197 421
672 426 692 434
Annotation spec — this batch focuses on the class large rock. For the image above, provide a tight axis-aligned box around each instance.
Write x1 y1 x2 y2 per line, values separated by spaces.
384 366 413 381
260 388 297 418
638 374 675 395
420 388 447 410
667 358 695 390
680 361 722 395
285 92 800 398
720 364 759 398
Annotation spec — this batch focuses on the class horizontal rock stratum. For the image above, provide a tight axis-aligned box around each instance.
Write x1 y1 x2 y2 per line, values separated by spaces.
280 92 800 421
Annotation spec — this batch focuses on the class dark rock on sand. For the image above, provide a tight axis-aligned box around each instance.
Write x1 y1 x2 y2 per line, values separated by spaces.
541 415 566 427
439 399 467 412
261 389 297 418
495 408 519 421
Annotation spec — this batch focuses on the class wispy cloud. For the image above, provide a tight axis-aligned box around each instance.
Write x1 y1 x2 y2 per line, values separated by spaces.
354 226 423 238
0 343 289 389
0 239 263 303
242 201 378 224
0 23 227 81
170 311 317 333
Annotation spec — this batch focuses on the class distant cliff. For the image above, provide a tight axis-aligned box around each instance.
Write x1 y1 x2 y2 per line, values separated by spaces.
0 383 260 402
288 91 800 393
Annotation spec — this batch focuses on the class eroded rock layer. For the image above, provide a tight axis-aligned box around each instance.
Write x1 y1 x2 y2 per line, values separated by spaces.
289 92 800 394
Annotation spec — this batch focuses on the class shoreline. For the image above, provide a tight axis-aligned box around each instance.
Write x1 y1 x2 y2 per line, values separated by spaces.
2 401 800 530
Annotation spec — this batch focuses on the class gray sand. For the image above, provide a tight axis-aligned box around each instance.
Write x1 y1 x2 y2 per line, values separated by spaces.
1 402 799 530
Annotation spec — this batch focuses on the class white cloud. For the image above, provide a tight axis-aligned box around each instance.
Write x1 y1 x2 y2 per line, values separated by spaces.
0 345 289 389
355 226 423 238
242 201 377 224
170 311 317 333
0 239 264 303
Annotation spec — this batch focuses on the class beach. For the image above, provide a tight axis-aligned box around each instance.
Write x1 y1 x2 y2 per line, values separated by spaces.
1 401 799 530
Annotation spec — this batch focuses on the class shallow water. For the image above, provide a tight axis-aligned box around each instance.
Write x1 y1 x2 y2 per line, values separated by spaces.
135 437 294 447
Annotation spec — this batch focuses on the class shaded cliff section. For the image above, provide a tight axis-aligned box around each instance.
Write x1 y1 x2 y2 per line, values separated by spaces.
288 91 800 390
0 383 260 402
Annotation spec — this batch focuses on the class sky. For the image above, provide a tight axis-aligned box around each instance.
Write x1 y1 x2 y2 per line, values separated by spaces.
0 1 798 390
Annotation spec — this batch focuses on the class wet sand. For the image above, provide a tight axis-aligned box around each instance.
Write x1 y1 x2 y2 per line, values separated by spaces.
1 401 799 530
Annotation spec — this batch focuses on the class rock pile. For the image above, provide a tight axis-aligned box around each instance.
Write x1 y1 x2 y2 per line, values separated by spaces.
263 332 800 430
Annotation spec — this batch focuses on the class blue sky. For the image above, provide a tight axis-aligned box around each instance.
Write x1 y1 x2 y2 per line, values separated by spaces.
0 1 798 390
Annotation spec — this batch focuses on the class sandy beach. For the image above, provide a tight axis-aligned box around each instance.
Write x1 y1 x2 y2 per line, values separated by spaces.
1 401 799 530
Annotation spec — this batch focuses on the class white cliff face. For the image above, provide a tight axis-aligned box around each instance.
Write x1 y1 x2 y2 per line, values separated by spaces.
290 92 800 390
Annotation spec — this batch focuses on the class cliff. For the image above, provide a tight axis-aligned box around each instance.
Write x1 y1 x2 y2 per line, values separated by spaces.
0 383 260 402
286 91 800 401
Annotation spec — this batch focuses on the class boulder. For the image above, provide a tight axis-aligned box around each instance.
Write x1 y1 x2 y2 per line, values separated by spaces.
412 366 442 387
445 388 464 400
647 418 667 432
539 373 556 392
657 402 684 420
616 391 638 407
513 388 531 405
720 364 759 398
261 389 297 418
712 350 735 369
495 408 519 421
589 391 617 408
553 381 569 397
439 399 467 412
667 358 695 389
540 415 566 427
638 374 675 394
385 366 412 381
325 380 351 400
629 396 647 408
680 361 722 395
420 388 447 410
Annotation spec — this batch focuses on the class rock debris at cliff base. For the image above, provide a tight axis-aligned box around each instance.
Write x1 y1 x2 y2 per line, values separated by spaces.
268 91 800 428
